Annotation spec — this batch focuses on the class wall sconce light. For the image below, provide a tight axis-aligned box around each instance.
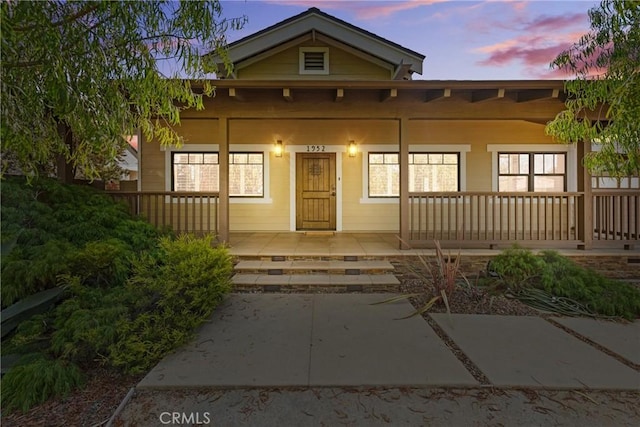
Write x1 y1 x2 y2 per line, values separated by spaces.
274 140 283 157
348 140 357 157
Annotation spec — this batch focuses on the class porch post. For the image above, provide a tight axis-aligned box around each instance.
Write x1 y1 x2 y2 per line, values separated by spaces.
218 117 230 243
577 141 593 250
399 118 410 249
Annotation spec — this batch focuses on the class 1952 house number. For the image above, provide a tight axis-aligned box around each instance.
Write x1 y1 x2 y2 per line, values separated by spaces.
306 145 325 152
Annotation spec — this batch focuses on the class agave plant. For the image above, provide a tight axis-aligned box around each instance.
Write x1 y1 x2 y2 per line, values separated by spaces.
373 240 469 319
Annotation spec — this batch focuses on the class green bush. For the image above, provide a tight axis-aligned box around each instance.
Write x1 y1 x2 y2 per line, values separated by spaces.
0 176 162 307
538 251 640 319
68 239 133 287
0 355 84 413
488 247 640 319
1 239 75 306
488 245 544 290
109 235 233 373
50 276 129 363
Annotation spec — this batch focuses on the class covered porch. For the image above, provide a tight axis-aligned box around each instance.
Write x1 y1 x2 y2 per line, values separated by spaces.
108 189 639 251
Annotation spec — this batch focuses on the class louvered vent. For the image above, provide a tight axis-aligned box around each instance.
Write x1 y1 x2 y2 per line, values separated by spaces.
304 51 325 71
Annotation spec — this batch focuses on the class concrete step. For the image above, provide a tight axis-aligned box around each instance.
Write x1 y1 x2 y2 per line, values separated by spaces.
232 273 400 293
234 260 395 274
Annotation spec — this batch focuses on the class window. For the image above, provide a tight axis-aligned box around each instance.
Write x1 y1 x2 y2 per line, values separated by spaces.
299 47 329 75
229 153 264 197
172 152 265 196
409 153 459 191
369 153 399 197
498 153 565 192
172 153 219 192
367 152 460 197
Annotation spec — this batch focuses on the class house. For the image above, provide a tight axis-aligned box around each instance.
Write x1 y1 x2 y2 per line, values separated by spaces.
122 7 637 250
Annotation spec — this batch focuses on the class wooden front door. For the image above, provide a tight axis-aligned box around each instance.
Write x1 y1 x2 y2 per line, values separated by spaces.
296 153 336 230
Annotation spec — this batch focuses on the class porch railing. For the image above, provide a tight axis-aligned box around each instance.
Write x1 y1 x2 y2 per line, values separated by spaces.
107 192 219 236
592 190 639 245
408 192 583 248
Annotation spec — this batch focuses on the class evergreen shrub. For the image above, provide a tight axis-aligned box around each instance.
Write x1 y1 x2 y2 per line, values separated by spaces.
489 246 640 319
110 234 233 373
0 355 84 413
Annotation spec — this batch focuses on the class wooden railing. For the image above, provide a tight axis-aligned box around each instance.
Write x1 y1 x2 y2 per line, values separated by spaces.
408 192 583 248
107 192 219 236
592 190 639 245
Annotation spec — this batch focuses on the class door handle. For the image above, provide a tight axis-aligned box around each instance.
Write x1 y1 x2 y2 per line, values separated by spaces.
331 185 336 196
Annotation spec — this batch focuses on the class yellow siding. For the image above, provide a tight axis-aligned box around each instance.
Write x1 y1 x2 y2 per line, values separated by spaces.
229 118 398 145
141 115 563 232
141 119 218 192
342 152 399 231
408 120 556 192
229 152 290 231
238 43 391 80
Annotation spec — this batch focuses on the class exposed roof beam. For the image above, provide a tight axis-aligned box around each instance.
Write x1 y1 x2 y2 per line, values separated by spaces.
228 87 244 101
381 88 397 102
424 88 451 103
517 88 561 103
393 63 413 80
335 88 344 102
193 79 566 91
471 88 505 103
283 88 293 102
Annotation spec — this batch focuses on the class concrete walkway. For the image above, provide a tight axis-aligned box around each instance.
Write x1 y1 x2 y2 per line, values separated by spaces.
118 294 640 426
138 293 640 391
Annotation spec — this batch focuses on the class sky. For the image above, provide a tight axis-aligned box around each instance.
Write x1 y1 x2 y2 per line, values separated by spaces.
217 0 599 80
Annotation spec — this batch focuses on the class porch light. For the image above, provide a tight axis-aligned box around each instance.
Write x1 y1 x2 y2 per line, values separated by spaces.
274 140 283 157
348 140 357 157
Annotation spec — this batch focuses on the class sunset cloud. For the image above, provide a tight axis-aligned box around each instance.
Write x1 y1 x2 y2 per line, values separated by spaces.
473 3 589 78
270 0 448 20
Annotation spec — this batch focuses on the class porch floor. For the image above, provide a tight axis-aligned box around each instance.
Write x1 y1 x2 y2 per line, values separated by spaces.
227 232 639 258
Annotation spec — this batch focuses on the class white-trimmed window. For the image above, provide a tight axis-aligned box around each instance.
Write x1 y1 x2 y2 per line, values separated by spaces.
172 153 219 192
229 152 264 197
498 152 566 192
409 153 459 192
368 153 399 197
299 47 329 75
171 152 265 197
367 152 461 197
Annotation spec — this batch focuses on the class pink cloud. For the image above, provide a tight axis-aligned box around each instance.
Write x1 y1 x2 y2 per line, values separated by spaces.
474 19 590 77
271 0 448 20
523 13 587 32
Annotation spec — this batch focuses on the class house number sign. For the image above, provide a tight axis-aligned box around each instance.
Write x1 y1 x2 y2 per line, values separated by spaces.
306 145 325 152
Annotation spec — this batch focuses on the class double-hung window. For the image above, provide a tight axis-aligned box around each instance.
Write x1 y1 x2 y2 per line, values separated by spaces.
229 153 264 197
498 153 566 192
172 152 264 197
172 153 219 192
367 152 460 197
409 153 459 192
368 153 399 197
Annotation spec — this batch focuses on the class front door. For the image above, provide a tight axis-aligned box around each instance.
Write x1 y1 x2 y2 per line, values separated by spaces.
296 153 336 230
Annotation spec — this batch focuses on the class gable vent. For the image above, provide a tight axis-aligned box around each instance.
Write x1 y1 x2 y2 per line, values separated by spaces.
299 47 329 75
304 51 325 70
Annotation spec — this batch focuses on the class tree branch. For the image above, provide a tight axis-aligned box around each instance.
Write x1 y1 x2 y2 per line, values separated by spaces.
14 3 101 32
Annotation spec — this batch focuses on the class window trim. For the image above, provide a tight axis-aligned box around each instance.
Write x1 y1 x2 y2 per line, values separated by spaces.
488 144 576 192
368 152 400 198
164 144 272 203
359 144 470 204
229 152 265 198
171 151 220 192
299 47 329 75
497 152 567 192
